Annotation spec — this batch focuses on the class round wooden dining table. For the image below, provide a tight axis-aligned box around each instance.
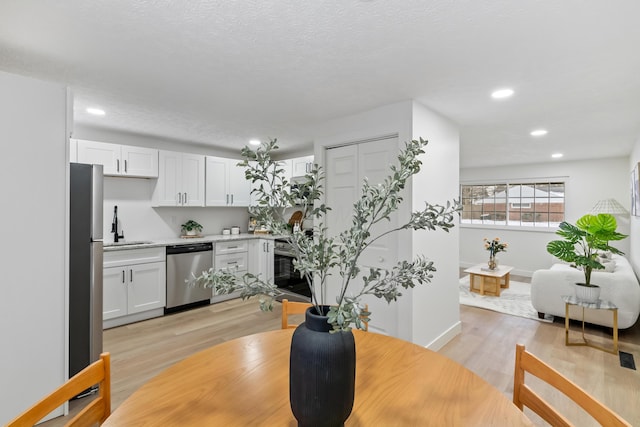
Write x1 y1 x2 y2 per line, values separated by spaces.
103 329 533 426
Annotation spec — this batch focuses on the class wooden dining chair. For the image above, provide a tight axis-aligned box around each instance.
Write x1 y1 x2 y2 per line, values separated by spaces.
281 299 369 331
513 344 630 427
281 299 312 329
7 352 111 427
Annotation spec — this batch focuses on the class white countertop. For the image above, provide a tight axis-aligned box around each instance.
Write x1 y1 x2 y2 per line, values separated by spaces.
103 233 276 251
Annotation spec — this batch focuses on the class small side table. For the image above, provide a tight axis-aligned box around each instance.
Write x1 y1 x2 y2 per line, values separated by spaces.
562 295 618 354
463 264 514 297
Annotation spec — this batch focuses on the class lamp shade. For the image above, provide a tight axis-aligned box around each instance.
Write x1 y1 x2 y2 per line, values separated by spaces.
589 199 629 216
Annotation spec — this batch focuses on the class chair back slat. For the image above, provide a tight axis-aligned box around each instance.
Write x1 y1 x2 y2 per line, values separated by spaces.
281 299 369 331
513 345 630 427
281 299 312 329
7 352 111 427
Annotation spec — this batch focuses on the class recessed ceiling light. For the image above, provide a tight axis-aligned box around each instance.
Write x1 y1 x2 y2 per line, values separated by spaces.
86 107 105 116
530 129 548 137
551 153 563 159
249 139 261 146
491 88 514 99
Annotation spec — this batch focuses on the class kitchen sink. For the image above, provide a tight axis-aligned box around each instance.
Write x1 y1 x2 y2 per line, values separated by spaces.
104 240 153 247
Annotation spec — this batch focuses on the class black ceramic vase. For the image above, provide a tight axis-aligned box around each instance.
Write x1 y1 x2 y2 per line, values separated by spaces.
289 306 356 427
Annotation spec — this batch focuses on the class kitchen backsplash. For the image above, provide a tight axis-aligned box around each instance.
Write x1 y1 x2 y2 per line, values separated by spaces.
102 176 249 242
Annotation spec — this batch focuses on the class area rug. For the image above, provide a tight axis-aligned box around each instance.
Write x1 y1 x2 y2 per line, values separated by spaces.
459 276 552 323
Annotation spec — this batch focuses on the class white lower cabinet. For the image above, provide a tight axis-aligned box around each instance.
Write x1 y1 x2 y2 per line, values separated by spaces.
211 240 248 303
103 247 166 328
249 238 274 284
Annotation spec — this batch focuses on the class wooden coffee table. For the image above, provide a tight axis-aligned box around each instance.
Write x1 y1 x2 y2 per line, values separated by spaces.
464 264 514 297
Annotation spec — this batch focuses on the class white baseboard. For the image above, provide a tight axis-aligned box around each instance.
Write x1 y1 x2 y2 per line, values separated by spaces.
424 320 462 351
103 308 164 329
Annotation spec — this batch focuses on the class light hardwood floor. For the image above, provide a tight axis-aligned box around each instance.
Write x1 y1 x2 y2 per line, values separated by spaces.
40 279 639 427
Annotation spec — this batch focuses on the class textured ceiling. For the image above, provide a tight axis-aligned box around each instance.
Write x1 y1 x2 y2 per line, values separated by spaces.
1 1 639 167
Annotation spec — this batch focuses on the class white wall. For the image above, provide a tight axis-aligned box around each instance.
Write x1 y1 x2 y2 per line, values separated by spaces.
407 101 461 349
460 156 630 276
313 100 461 348
629 137 640 275
73 126 250 240
0 72 68 423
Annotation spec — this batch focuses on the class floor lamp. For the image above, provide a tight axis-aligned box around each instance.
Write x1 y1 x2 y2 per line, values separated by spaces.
589 199 629 216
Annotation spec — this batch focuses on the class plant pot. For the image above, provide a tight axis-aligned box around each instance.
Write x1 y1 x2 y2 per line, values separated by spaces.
185 229 197 236
289 306 355 427
575 283 601 303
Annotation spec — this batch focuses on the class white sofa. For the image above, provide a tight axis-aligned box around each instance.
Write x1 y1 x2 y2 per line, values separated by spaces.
531 255 640 329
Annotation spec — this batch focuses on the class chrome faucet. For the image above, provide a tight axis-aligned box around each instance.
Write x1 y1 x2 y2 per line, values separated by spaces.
111 205 124 242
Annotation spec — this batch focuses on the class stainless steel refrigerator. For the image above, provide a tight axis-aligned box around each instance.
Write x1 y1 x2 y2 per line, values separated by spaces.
69 163 103 378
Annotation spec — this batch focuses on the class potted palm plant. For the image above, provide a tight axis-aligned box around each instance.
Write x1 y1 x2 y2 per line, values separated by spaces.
192 137 460 426
546 213 627 302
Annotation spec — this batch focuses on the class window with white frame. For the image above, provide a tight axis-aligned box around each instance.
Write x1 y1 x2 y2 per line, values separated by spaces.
460 181 565 227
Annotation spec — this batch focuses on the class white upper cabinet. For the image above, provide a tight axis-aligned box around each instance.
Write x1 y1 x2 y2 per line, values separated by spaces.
121 145 159 177
153 150 205 206
69 138 78 162
290 155 314 177
205 156 250 207
75 139 158 178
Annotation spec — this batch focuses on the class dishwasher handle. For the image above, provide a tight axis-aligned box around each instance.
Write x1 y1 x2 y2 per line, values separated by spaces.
166 242 213 255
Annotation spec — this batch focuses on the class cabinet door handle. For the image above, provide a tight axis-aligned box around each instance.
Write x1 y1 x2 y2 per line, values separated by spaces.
226 194 229 205
184 192 188 205
231 194 234 205
177 193 181 205
122 270 125 283
130 269 133 282
116 159 120 173
124 159 128 173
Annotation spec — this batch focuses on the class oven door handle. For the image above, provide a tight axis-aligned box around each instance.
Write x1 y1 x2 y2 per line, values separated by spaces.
274 249 295 257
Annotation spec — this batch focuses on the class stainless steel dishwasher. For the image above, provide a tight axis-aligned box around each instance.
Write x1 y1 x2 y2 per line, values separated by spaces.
166 242 213 311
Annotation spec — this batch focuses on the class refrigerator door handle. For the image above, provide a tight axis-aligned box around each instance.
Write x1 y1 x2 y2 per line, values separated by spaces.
90 241 104 365
91 165 104 241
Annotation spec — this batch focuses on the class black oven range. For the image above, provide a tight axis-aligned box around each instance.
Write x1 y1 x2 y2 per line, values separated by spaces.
273 238 311 300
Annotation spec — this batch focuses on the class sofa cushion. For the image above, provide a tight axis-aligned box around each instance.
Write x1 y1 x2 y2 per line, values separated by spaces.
603 260 616 272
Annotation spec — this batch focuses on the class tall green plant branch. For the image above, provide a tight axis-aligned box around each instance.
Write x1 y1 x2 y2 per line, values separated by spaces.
192 137 461 332
333 139 459 319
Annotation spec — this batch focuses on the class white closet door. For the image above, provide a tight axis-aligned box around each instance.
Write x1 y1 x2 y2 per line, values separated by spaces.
357 138 398 270
325 145 358 305
325 137 399 335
